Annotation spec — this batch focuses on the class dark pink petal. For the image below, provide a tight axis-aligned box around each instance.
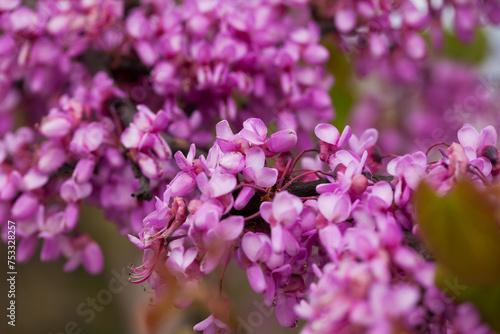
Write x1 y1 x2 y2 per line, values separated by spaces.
41 237 61 262
63 203 79 233
73 158 96 184
267 129 297 153
247 263 267 293
303 44 329 65
215 120 234 140
11 192 38 220
275 293 298 328
369 34 387 58
17 235 37 263
39 212 65 237
193 315 214 331
234 187 255 210
152 134 172 160
0 0 20 10
175 149 192 171
82 241 104 275
170 172 196 197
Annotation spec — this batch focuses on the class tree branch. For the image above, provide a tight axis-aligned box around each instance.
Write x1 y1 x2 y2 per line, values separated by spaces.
130 160 154 201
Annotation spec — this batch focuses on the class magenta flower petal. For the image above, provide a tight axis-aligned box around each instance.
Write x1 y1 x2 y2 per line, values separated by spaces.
255 167 278 188
37 142 66 173
11 192 38 220
247 263 267 294
335 8 356 33
60 179 92 203
319 225 342 260
73 158 96 184
17 235 37 263
303 44 329 65
272 191 303 226
271 224 285 253
477 125 497 148
240 118 268 145
241 232 264 262
245 147 265 169
458 124 479 149
82 241 104 275
41 237 61 262
371 182 393 209
315 123 340 145
267 129 297 153
39 113 72 138
170 172 196 197
219 152 245 174
137 153 163 179
218 216 244 241
23 168 49 190
318 192 351 223
275 292 299 328
234 187 255 210
337 125 352 149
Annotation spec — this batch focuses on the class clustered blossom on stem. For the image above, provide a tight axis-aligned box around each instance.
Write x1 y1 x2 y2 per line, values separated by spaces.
0 0 124 134
0 73 175 274
350 60 500 154
128 119 499 333
312 0 500 79
123 0 334 149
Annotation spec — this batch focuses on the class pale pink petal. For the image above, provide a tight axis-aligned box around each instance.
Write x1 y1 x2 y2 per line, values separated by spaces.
315 123 339 145
458 124 479 149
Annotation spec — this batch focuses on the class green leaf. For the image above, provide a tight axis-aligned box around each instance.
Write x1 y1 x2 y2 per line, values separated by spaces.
441 29 488 64
416 180 500 286
321 38 355 129
435 265 500 332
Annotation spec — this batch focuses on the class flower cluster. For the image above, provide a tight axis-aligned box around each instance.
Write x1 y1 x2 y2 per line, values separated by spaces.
0 0 124 135
122 0 334 149
128 119 499 333
311 0 500 79
0 73 172 273
349 60 500 154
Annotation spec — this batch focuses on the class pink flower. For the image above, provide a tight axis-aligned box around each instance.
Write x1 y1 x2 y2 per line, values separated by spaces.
260 192 303 253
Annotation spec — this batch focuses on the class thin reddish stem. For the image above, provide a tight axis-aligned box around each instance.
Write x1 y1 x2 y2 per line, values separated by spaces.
234 183 268 193
244 211 261 221
281 170 333 191
426 142 450 156
219 250 232 295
